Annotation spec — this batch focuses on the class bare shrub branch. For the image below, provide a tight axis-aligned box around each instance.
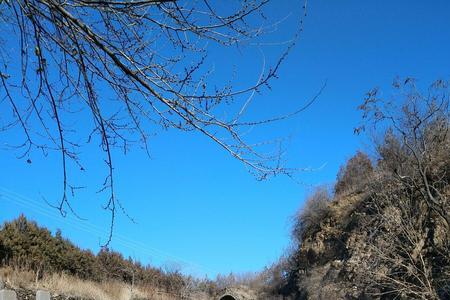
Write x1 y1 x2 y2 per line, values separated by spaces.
355 78 450 299
0 0 309 244
292 186 332 242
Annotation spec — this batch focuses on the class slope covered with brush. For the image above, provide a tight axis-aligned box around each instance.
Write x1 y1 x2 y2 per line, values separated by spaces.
264 79 450 300
0 215 218 299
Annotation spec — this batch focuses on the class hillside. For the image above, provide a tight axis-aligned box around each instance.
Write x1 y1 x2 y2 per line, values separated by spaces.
0 215 217 299
258 81 450 299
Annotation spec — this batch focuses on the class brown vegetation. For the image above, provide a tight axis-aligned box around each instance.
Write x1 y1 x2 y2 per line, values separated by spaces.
0 266 148 300
259 78 450 299
334 151 373 196
292 186 332 243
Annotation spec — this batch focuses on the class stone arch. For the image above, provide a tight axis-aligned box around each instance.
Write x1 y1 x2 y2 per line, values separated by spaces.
219 295 237 300
218 286 255 300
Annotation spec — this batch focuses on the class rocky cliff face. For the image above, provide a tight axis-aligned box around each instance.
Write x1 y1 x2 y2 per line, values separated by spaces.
292 191 370 299
269 89 450 299
288 182 450 300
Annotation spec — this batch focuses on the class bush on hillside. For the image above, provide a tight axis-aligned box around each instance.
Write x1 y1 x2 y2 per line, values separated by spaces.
271 79 450 300
358 80 450 299
334 151 373 195
292 186 332 242
0 215 100 280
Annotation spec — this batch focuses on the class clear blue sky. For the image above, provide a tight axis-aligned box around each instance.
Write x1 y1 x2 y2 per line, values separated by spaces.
1 0 450 278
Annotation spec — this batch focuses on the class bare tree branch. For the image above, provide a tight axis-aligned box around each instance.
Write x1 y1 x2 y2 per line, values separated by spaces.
0 0 310 244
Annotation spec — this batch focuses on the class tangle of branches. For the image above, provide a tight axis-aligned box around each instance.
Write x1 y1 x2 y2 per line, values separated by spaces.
0 0 309 244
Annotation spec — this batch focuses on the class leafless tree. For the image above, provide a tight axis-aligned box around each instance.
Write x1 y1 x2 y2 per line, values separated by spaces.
355 78 450 299
0 0 311 243
334 151 373 196
358 78 449 228
361 182 442 299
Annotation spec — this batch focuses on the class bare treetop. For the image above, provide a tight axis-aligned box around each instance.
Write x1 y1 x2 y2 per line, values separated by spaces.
0 0 309 243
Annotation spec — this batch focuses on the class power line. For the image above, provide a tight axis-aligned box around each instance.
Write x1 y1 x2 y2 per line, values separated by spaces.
0 188 213 276
0 186 217 277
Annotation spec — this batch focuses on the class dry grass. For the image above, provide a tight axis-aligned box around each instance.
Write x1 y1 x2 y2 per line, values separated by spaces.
0 266 200 300
0 266 150 300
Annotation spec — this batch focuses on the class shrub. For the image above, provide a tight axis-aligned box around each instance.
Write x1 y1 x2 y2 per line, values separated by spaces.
352 78 450 299
292 186 332 242
334 151 373 195
0 215 218 296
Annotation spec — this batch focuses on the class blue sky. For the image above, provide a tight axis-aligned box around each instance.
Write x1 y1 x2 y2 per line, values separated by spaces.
1 0 450 278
